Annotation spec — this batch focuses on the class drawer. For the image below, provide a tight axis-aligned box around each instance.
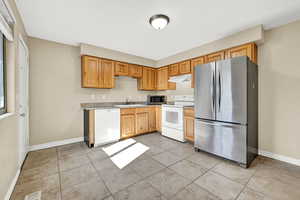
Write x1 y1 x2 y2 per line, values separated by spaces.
121 108 136 115
136 107 148 113
184 108 195 117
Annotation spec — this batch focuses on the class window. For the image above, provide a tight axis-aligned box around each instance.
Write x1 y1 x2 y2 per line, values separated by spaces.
0 32 6 115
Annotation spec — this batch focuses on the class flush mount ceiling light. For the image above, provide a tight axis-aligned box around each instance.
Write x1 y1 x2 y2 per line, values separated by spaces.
149 14 170 30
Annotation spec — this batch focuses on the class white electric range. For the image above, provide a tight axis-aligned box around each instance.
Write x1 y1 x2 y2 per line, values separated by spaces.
162 96 194 142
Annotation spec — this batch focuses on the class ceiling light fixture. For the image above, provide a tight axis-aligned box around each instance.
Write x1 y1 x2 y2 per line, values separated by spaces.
149 14 170 30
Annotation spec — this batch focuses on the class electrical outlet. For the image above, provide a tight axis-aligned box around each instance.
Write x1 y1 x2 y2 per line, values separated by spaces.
24 191 41 200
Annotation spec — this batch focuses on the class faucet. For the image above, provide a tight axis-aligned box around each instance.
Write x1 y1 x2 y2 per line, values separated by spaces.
125 97 129 104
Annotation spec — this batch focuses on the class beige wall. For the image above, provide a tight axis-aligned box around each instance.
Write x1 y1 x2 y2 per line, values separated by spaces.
80 43 156 67
0 0 28 199
258 20 300 160
29 38 155 146
157 25 263 67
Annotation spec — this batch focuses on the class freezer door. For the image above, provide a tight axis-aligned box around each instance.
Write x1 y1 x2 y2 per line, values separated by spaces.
194 119 247 164
195 62 216 120
216 57 247 124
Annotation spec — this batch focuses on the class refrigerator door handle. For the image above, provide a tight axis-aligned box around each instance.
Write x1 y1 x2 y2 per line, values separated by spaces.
211 66 215 115
218 70 221 111
198 120 243 128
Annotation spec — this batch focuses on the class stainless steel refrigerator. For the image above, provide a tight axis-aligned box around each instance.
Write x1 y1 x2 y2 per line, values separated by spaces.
194 56 258 168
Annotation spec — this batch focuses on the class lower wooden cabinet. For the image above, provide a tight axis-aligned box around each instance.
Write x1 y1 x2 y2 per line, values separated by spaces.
120 108 136 139
120 106 158 139
184 108 195 142
148 107 156 132
156 106 162 132
136 109 149 134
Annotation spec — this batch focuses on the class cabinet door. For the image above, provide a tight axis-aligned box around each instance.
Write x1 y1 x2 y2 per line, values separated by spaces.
157 67 168 90
205 51 225 63
121 114 136 138
82 56 99 88
115 62 129 76
184 116 194 142
129 64 142 78
148 107 156 132
101 59 115 88
226 43 257 63
191 57 204 88
156 106 162 132
136 112 149 134
169 63 179 76
179 60 191 74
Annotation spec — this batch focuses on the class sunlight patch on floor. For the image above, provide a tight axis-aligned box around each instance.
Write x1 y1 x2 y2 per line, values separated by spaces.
110 143 149 169
102 138 136 156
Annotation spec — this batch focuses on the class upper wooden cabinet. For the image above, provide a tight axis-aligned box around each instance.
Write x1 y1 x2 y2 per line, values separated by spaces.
101 59 115 88
156 67 169 90
179 60 191 74
115 62 129 76
226 43 257 63
169 63 179 76
82 56 115 88
138 67 156 90
191 56 205 88
82 56 99 88
129 64 142 78
205 51 225 63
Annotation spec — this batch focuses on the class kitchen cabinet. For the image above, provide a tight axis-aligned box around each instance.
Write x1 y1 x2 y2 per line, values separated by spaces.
148 107 156 132
115 62 129 76
205 51 225 63
101 59 115 88
184 108 195 142
156 67 169 90
156 66 176 91
226 43 257 63
82 56 115 88
169 63 179 76
121 108 136 139
191 56 205 88
138 67 156 90
129 64 142 78
82 56 99 88
156 106 162 132
179 60 191 74
136 108 149 134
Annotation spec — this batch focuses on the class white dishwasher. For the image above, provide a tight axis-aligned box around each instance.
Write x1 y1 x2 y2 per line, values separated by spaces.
94 108 120 146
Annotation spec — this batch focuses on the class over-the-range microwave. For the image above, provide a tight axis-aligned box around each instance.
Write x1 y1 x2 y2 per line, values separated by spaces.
147 95 167 105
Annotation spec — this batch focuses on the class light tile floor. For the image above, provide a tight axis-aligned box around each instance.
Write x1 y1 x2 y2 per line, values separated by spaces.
11 132 300 200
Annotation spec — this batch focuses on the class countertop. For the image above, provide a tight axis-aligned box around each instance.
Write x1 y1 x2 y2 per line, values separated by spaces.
82 102 157 110
81 101 194 110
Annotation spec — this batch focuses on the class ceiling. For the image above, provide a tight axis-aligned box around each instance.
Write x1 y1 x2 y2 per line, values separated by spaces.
16 0 300 60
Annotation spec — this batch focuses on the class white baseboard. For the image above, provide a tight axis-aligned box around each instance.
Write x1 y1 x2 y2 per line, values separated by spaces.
4 169 20 200
29 137 84 151
258 149 300 166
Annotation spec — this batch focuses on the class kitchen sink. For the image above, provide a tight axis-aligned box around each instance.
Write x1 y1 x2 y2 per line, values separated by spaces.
114 104 146 108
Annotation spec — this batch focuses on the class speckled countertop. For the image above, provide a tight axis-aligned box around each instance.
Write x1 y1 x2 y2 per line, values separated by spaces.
81 102 155 110
81 102 194 110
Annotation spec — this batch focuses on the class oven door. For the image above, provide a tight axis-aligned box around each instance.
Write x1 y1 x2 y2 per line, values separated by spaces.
162 106 183 130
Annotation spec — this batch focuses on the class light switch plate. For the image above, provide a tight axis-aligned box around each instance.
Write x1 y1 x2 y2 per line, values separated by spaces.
24 191 41 200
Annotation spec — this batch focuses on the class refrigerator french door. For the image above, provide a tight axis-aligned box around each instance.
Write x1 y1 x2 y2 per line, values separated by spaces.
194 56 258 167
